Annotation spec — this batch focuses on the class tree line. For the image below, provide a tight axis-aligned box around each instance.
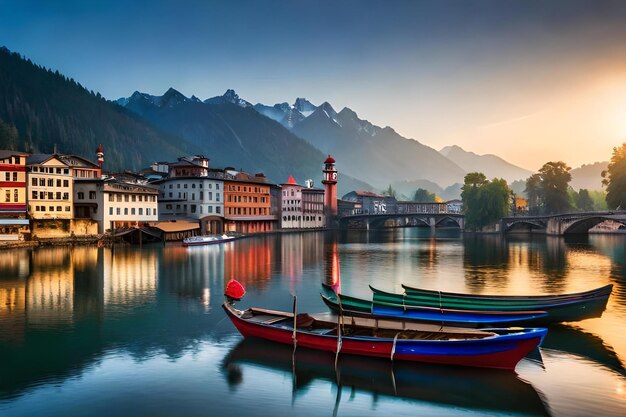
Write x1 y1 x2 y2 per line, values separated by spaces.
459 143 626 230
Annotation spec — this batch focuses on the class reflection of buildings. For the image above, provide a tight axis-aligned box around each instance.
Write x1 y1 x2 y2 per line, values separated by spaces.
102 248 157 305
324 238 341 293
224 239 274 288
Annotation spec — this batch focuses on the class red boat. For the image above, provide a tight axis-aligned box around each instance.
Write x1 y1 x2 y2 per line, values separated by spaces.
223 302 547 370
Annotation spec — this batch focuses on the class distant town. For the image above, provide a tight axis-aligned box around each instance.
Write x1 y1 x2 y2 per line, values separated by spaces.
0 147 464 243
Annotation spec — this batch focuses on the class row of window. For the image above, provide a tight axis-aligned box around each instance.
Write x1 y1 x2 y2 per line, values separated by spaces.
5 172 18 181
4 189 19 203
283 215 323 222
31 178 70 187
163 204 222 215
108 207 155 216
77 191 97 200
31 166 70 175
107 193 157 202
166 182 220 190
227 184 267 193
227 195 266 203
32 205 71 212
283 190 300 197
163 191 220 202
31 191 70 200
226 207 268 216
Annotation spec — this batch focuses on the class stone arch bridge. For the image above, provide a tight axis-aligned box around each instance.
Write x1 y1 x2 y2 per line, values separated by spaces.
338 213 465 230
501 211 626 235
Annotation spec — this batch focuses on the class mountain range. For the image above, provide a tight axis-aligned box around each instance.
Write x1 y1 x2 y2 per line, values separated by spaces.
0 46 607 200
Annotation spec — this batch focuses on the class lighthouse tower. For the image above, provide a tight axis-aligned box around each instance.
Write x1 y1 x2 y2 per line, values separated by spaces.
321 155 338 227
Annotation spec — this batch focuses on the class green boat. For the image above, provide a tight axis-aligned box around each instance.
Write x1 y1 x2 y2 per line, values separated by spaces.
368 285 611 322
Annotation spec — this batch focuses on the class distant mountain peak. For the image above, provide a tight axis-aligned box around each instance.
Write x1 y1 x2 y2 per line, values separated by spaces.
293 97 317 115
205 89 252 107
161 88 188 108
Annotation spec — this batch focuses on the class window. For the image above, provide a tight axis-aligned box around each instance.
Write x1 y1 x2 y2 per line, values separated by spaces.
64 169 69 175
139 195 143 202
124 195 129 202
124 208 128 215
78 192 84 200
56 168 61 174
192 193 195 200
169 192 173 198
39 191 44 199
41 206 45 212
116 195 122 202
131 208 135 215
184 184 188 189
208 206 213 213
200 191 204 200
14 189 18 202
56 179 61 187
191 205 196 213
48 179 53 187
57 206 62 211
216 193 220 202
56 192 61 199
39 179 45 186
177 184 180 189
147 208 151 215
109 207 113 215
32 191 37 199
5 172 8 181
109 194 114 202
89 191 96 199
116 208 120 215
48 192 53 199
32 177 37 186
12 172 17 181
139 208 143 215
192 183 196 189
132 195 136 202
216 184 219 190
65 206 70 211
165 204 172 209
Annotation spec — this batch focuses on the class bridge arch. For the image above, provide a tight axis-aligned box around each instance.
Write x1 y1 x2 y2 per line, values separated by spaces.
504 220 546 233
563 217 626 234
435 216 463 228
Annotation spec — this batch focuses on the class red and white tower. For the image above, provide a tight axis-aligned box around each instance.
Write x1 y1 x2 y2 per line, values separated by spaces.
96 143 104 170
321 155 338 227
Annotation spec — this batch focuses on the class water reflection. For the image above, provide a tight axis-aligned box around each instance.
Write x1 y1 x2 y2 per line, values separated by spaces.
0 231 625 416
222 338 551 416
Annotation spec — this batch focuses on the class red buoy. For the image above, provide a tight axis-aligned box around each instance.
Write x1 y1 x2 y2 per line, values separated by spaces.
225 280 246 301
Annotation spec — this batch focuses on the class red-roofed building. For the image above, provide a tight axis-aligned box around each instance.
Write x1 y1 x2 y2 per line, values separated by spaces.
0 150 29 240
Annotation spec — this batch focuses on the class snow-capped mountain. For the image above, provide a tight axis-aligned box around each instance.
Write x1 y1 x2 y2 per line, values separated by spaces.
293 97 317 116
204 89 252 107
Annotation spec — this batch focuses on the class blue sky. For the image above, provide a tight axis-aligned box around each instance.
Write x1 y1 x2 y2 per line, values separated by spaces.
2 0 626 169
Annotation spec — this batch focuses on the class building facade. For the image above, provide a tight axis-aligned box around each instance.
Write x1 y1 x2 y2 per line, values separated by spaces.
280 176 302 229
27 154 74 219
321 155 338 227
74 178 159 233
0 150 29 239
155 174 224 234
224 171 276 233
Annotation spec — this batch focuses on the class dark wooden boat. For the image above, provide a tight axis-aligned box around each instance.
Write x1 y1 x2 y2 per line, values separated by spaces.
401 283 613 304
320 288 549 328
370 285 611 322
223 302 547 370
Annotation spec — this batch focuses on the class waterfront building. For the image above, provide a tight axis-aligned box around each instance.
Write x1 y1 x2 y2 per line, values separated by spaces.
280 175 302 229
341 190 397 215
321 155 338 228
0 150 29 240
302 185 325 228
74 177 159 233
153 155 225 234
58 154 101 179
26 154 74 219
223 170 276 233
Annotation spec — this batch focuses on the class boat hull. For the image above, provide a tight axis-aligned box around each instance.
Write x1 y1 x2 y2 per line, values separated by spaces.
223 303 547 370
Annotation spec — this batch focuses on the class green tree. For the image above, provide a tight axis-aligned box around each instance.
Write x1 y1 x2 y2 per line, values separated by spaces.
602 143 626 209
538 161 572 214
461 173 510 230
413 188 436 203
524 173 542 214
382 185 396 198
574 189 594 212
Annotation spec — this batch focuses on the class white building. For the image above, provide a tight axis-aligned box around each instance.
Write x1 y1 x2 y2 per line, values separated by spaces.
74 178 159 233
281 176 325 229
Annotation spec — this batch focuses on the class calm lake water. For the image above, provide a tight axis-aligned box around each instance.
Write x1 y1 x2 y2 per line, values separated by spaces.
1 229 625 417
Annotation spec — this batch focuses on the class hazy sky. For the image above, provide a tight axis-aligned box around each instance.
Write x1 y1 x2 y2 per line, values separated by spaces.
2 0 626 170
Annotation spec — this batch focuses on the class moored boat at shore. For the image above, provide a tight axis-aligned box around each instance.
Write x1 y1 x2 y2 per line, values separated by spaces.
223 302 547 370
182 233 239 247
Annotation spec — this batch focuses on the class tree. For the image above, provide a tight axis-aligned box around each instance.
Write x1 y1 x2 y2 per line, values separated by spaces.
382 185 396 198
574 189 594 212
461 173 510 230
524 173 542 214
602 143 626 209
538 161 572 214
413 188 436 203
